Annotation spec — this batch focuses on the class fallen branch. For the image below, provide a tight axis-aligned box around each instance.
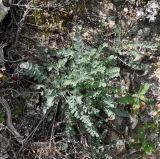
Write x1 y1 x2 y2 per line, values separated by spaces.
0 97 24 142
0 43 7 66
14 2 31 46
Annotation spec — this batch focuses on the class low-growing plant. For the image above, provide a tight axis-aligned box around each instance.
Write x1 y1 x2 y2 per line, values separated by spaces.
20 32 121 137
131 123 157 156
119 83 149 110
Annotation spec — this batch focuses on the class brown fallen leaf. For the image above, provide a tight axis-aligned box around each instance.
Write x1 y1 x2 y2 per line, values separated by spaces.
140 101 147 112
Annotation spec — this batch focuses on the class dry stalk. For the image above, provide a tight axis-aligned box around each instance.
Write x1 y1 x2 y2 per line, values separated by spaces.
0 97 24 142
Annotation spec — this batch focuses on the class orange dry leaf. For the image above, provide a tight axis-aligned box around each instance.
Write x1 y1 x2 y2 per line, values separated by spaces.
140 101 147 112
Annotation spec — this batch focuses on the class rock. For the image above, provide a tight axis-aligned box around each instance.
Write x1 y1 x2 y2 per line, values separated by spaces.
0 0 11 23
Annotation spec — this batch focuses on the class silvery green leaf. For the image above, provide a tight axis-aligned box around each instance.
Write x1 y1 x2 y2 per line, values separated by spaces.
20 62 30 69
46 96 54 107
35 84 45 89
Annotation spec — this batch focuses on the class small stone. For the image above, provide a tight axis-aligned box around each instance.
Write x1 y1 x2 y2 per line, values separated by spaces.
108 20 116 29
123 8 128 13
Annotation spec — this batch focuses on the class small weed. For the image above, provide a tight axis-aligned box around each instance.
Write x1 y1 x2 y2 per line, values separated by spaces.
131 123 157 156
119 83 149 110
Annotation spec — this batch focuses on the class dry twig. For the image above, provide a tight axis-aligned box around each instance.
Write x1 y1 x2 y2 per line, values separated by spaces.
0 97 24 142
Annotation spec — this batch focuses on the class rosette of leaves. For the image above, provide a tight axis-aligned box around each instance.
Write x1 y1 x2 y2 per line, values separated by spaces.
20 32 121 138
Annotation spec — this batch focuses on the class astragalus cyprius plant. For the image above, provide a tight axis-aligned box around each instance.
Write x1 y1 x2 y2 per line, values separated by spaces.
20 32 121 137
